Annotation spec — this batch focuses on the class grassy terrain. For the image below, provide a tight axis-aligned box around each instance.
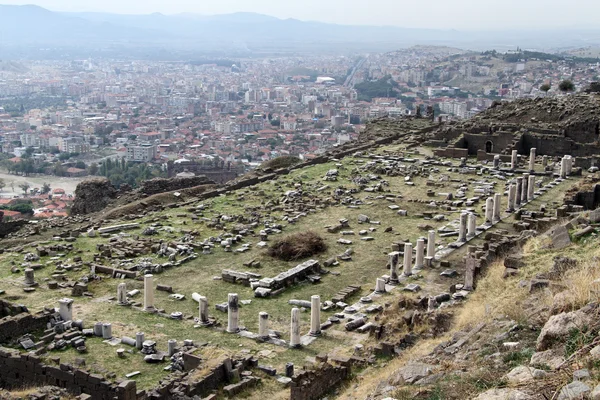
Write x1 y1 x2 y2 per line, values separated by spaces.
0 145 578 395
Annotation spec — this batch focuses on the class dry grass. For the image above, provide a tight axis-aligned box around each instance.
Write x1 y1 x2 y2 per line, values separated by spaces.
268 231 327 261
556 260 600 312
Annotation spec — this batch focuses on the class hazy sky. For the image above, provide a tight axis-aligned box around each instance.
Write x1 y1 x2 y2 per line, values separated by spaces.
3 0 599 30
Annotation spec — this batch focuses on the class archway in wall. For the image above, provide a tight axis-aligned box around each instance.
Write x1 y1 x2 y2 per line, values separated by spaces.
485 141 493 153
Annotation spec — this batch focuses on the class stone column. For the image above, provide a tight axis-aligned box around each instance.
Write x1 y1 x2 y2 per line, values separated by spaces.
94 322 103 337
511 150 518 169
226 293 239 333
529 148 536 172
493 154 500 169
565 155 573 175
58 298 74 322
507 184 516 212
102 322 112 339
388 251 400 283
458 212 468 242
542 155 548 169
258 312 269 338
117 283 128 305
414 238 425 269
402 242 413 276
309 295 321 336
515 177 523 206
493 193 502 222
560 156 567 178
24 268 37 286
198 296 209 325
144 274 154 311
485 197 494 224
375 278 386 293
467 213 477 237
521 174 529 203
168 339 177 357
427 230 436 258
290 308 301 348
528 175 536 200
136 332 144 350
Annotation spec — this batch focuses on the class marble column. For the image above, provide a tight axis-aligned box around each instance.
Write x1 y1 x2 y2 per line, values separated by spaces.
259 312 269 338
136 332 144 350
290 308 301 348
529 148 536 172
198 296 209 325
485 197 494 224
560 156 567 178
412 240 422 270
515 177 523 206
511 150 518 169
309 295 321 336
117 283 128 305
402 242 413 276
388 251 400 283
24 268 37 287
528 175 536 200
467 213 477 237
102 322 112 339
144 274 154 311
458 212 468 242
168 339 177 357
493 193 502 222
493 154 500 169
521 174 529 203
507 184 516 212
58 298 73 322
375 278 386 293
227 293 239 333
427 230 436 258
542 155 548 169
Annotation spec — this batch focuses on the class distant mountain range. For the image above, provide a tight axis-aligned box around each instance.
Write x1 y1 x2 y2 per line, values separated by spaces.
1 4 600 59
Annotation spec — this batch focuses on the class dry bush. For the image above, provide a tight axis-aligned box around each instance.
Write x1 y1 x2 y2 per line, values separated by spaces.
267 231 327 261
260 156 301 170
556 260 600 312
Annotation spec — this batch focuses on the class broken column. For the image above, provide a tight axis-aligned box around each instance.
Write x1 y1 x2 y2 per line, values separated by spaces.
144 274 154 311
227 293 239 333
529 148 536 172
310 295 321 336
290 308 301 348
258 312 269 338
560 156 568 178
117 283 128 306
511 150 518 169
507 184 516 212
168 339 177 357
402 242 413 277
136 332 144 350
493 154 500 169
515 177 523 206
528 175 536 200
521 173 529 203
467 213 477 238
375 278 386 293
58 298 74 322
198 296 209 325
102 322 112 339
24 268 37 287
485 197 494 224
542 155 548 169
388 251 400 283
414 238 425 269
493 193 502 222
458 212 468 242
426 230 435 267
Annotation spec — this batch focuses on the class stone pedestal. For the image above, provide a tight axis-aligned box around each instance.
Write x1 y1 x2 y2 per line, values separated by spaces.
168 339 177 357
414 238 425 269
511 150 518 169
388 251 400 283
402 243 413 276
24 268 37 287
493 155 500 169
458 212 468 242
198 296 209 325
375 278 386 293
117 283 128 306
144 274 154 311
58 298 74 322
309 295 321 336
467 213 477 237
227 293 239 333
493 193 502 222
485 197 494 224
102 323 112 339
427 230 436 259
94 322 103 337
258 312 269 338
290 308 301 348
529 148 536 172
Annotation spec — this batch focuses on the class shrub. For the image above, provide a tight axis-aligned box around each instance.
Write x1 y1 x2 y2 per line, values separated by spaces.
268 231 327 261
260 156 301 171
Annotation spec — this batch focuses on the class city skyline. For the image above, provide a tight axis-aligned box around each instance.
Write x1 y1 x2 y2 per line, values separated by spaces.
1 0 599 30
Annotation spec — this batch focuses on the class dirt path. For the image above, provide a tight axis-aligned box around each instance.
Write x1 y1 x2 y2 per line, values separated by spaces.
0 171 87 197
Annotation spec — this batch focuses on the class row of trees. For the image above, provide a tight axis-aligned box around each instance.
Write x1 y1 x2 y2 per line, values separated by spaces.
540 80 575 93
99 157 165 188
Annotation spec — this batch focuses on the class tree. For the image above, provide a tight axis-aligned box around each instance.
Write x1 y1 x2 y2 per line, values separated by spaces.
540 83 551 92
41 183 51 195
89 163 99 175
75 161 86 169
19 183 30 195
559 80 575 92
0 178 4 192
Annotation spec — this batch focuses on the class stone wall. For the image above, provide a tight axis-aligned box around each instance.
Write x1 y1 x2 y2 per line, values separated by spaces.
290 364 349 400
0 309 52 344
139 176 215 196
0 348 137 400
71 178 118 215
432 147 468 159
463 131 516 155
0 219 28 238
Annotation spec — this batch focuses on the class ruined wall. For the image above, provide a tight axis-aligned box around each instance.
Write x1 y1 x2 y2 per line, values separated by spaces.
564 120 600 144
433 147 468 159
0 310 52 344
0 219 28 238
139 176 215 196
462 132 515 155
290 364 349 400
71 178 118 215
